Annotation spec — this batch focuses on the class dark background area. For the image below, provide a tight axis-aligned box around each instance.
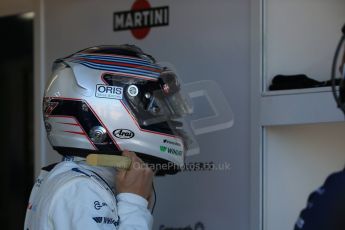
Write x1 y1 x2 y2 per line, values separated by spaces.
0 14 34 229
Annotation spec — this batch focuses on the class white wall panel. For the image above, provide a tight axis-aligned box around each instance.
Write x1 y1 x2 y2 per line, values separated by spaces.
264 0 345 88
265 123 345 230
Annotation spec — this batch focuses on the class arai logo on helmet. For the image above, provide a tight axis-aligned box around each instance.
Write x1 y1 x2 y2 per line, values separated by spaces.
113 0 169 40
95 84 123 100
113 129 135 139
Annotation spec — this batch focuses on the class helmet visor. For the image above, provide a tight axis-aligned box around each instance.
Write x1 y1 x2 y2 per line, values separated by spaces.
141 70 193 126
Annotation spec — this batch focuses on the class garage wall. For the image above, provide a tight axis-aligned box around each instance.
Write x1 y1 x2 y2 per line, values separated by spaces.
41 0 251 229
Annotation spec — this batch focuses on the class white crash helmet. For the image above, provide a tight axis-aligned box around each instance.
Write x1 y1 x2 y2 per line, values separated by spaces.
43 45 192 175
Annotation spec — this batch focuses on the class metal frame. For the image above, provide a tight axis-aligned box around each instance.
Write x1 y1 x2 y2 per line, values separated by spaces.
250 0 264 229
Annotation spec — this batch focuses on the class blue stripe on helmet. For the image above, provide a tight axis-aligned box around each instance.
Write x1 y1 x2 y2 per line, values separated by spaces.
76 61 160 79
75 53 161 70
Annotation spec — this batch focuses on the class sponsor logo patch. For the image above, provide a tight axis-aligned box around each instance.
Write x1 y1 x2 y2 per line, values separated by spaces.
113 0 169 40
127 85 139 97
95 84 123 100
34 178 43 188
113 129 135 139
163 139 182 147
94 201 108 210
93 217 120 226
160 146 167 152
160 145 182 156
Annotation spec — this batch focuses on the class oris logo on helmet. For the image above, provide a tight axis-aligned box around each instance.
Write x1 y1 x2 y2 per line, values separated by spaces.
95 84 123 100
113 0 169 40
113 129 135 139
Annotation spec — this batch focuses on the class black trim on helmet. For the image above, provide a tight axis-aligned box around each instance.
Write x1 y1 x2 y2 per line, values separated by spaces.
47 99 121 155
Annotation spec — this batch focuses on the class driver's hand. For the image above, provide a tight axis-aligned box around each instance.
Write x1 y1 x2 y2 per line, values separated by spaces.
115 151 154 201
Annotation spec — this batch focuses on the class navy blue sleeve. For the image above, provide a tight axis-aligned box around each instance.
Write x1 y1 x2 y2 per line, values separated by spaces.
294 169 345 230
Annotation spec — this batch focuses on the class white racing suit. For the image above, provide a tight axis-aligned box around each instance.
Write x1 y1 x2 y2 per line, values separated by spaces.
24 157 153 230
